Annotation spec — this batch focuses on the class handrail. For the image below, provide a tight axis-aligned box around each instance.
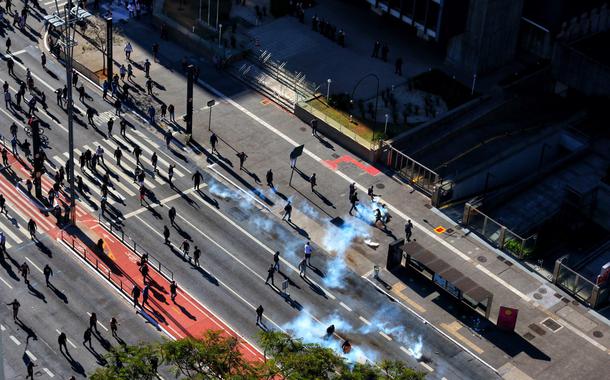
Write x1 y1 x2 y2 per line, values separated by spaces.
98 215 174 281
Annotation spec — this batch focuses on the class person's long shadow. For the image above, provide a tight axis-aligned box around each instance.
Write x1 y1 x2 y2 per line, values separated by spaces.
48 283 69 303
281 292 303 311
308 264 325 278
62 350 86 376
16 319 38 345
285 220 310 239
303 276 328 299
194 265 220 286
27 283 47 303
196 189 219 209
85 344 108 366
0 256 20 281
313 189 336 209
175 301 197 321
315 135 335 150
36 240 53 258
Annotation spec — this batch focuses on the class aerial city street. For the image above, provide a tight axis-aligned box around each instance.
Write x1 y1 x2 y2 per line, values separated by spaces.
1 0 610 379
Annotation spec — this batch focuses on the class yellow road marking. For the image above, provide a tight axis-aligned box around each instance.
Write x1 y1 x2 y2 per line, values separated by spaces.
440 322 484 354
392 283 426 313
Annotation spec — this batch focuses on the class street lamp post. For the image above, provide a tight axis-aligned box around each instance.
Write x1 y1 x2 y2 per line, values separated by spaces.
216 0 220 28
384 113 389 136
198 0 202 22
326 78 332 101
48 2 92 225
207 99 216 131
207 0 211 25
351 73 380 136
218 24 223 47
471 73 477 95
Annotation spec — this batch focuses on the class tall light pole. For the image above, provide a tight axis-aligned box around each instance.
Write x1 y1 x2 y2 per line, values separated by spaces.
471 73 477 95
218 24 223 47
216 0 220 28
326 78 332 101
207 0 211 25
384 113 389 136
48 2 92 225
198 0 202 22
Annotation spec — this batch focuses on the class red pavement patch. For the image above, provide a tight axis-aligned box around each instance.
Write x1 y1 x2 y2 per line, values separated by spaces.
261 98 272 105
323 155 381 176
434 226 447 234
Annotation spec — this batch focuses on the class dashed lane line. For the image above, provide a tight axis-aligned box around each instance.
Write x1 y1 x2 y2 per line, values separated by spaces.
339 302 352 312
25 350 37 361
359 316 371 325
9 335 21 345
379 331 392 341
25 257 44 273
0 275 13 289
122 187 199 219
43 367 55 378
420 362 434 372
86 312 109 332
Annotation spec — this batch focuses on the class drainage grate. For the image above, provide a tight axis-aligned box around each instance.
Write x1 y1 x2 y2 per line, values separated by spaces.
446 228 454 234
561 298 570 303
542 318 562 332
477 256 487 263
554 293 563 299
533 293 543 300
496 256 505 261
505 261 513 266
593 331 603 338
375 183 385 189
529 323 546 336
523 332 536 341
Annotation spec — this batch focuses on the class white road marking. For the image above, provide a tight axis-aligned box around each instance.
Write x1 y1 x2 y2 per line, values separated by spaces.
0 275 13 289
0 217 24 244
82 145 137 197
0 324 5 331
43 367 55 378
339 302 352 312
420 362 434 372
9 335 21 345
359 316 371 325
101 139 162 186
117 132 186 177
208 165 271 212
25 350 37 361
123 187 198 219
86 312 109 331
25 257 44 273
379 331 392 341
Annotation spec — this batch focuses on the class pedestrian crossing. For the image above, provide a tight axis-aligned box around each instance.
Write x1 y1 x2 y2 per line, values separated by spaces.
47 127 189 208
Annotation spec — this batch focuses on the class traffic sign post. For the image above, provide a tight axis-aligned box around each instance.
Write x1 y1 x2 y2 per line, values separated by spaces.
281 279 289 297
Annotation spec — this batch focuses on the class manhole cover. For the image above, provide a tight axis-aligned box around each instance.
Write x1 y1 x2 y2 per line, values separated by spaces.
375 183 385 189
554 293 562 299
496 256 505 261
523 332 535 341
542 318 562 332
529 323 546 336
533 293 543 300
477 256 487 263
446 228 454 234
539 288 547 294
300 127 306 131
593 331 603 338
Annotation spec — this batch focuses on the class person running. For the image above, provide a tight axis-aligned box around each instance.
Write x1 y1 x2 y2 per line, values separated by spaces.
6 299 20 321
131 285 141 308
349 191 359 216
405 220 413 242
163 225 170 244
367 185 376 201
192 170 202 190
168 206 176 225
180 239 190 262
265 264 275 286
43 264 53 287
151 152 158 173
256 305 264 325
282 201 292 222
110 317 119 337
83 327 93 348
169 280 177 303
193 246 201 266
26 361 35 380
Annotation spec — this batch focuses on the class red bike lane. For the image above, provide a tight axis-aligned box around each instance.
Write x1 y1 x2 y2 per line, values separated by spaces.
1 147 264 362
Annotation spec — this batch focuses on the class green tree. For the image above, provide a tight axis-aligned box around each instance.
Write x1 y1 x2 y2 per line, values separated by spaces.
91 343 159 380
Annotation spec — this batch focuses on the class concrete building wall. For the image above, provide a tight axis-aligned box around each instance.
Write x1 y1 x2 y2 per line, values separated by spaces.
446 0 524 73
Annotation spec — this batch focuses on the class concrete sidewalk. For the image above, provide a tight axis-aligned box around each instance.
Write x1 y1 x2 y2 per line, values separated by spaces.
75 14 610 380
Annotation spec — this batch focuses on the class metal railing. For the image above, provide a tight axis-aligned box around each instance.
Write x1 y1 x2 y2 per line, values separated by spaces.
298 101 380 150
59 229 135 297
381 142 440 195
98 215 174 281
553 260 608 308
463 203 537 259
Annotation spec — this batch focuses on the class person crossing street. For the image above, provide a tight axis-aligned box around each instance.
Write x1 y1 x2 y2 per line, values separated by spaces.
170 280 178 303
265 264 275 286
192 170 202 190
6 299 20 321
43 264 53 287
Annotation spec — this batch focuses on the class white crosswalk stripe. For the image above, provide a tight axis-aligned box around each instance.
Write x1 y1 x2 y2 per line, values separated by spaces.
71 148 124 203
101 139 164 186
117 132 187 177
53 153 116 204
0 203 44 248
81 145 136 197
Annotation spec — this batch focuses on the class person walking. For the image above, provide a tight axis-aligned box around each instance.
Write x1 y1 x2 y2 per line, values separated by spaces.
124 42 133 60
147 105 155 124
160 103 167 119
142 284 150 306
192 170 202 190
282 201 292 222
405 220 413 242
168 206 176 226
255 305 264 325
170 280 178 303
110 317 119 338
144 59 151 78
237 152 248 171
310 119 318 136
4 90 11 109
168 104 175 122
139 185 146 206
0 194 5 214
43 264 53 287
133 145 142 167
298 257 307 278
266 169 273 188
26 361 35 380
6 299 20 321
20 261 30 284
131 285 141 308
349 191 359 216
140 262 149 281
146 78 153 95
210 132 218 154
0 231 6 255
152 43 160 62
6 56 14 75
395 57 403 76
107 117 114 137
120 118 127 137
273 251 280 272
58 332 68 355
180 239 190 262
83 328 93 348
304 242 313 266
265 264 275 286
310 173 317 192
163 225 170 244
168 164 175 186
193 246 201 267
